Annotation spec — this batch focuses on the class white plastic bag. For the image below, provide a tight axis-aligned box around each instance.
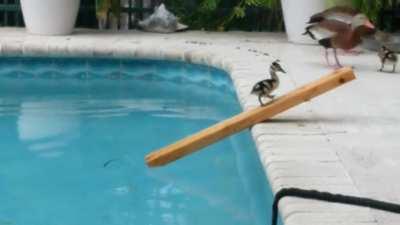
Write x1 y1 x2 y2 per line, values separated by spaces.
138 4 188 33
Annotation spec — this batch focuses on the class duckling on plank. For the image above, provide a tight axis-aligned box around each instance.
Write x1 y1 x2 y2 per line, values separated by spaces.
378 45 398 73
251 60 286 106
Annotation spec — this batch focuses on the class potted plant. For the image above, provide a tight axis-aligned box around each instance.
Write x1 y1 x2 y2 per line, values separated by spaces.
281 0 327 44
21 0 81 35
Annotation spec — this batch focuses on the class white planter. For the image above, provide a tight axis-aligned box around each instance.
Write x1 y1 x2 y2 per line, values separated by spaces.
21 0 80 35
281 0 327 44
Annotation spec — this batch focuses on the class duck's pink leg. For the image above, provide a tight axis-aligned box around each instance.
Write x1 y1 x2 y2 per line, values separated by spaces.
333 48 343 68
324 49 331 66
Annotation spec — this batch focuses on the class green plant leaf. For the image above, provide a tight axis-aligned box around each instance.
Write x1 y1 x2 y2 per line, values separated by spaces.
200 0 221 12
165 0 284 31
233 6 246 18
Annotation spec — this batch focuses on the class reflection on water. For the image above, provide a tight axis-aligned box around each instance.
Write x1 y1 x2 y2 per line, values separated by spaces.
18 102 80 157
0 58 277 225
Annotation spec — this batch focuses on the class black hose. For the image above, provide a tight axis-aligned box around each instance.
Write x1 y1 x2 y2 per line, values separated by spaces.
272 188 400 225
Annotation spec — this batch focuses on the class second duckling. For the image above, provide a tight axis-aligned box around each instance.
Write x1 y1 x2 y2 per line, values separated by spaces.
378 45 398 73
251 60 286 106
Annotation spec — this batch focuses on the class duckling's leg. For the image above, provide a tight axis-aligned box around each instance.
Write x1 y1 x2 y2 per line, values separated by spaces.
333 48 343 68
379 62 384 72
379 59 385 72
258 95 264 106
393 64 396 73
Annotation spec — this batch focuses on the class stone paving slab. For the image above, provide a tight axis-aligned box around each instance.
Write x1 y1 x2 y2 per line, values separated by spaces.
1 28 397 225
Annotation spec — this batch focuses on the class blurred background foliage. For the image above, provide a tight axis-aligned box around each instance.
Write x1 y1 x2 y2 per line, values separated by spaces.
165 0 398 31
164 0 284 31
0 0 399 31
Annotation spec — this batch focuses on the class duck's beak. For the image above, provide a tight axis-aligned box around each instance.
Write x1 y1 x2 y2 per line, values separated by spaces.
364 20 375 30
277 65 286 73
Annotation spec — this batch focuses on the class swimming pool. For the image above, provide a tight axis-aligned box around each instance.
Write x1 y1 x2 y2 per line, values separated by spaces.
0 57 276 225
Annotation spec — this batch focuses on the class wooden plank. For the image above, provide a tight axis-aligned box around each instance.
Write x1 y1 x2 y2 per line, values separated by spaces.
146 67 356 167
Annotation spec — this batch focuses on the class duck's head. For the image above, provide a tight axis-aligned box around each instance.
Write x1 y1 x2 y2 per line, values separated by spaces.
352 14 375 30
271 60 286 74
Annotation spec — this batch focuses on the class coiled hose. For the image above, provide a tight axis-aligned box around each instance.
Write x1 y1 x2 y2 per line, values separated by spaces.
272 188 400 225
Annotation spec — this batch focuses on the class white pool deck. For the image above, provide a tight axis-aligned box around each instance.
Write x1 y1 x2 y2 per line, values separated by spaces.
1 28 400 225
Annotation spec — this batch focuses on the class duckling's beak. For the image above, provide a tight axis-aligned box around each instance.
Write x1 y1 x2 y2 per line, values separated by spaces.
277 65 286 73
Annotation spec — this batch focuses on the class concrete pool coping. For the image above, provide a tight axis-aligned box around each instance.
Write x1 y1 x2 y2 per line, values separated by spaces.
0 28 394 225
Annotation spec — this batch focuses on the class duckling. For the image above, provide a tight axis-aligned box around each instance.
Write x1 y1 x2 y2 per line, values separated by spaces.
378 45 398 73
251 60 286 106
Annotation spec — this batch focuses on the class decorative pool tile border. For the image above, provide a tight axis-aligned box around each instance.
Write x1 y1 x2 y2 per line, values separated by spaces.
0 29 378 225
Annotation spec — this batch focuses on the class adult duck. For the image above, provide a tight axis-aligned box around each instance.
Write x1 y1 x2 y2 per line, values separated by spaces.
304 14 375 67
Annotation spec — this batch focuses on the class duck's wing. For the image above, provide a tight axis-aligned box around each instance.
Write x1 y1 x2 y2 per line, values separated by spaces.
306 19 350 40
324 13 355 24
309 6 358 24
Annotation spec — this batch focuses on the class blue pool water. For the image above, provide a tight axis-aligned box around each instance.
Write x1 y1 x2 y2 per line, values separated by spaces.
0 57 276 225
